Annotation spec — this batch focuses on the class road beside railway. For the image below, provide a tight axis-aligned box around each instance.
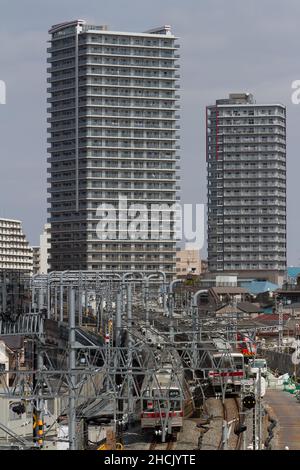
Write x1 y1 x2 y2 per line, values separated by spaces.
264 389 300 450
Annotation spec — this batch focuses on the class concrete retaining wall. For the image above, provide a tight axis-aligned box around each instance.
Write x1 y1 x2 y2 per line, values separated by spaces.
263 350 300 377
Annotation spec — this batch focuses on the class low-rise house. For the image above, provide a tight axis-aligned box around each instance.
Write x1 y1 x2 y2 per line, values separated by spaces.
215 301 263 319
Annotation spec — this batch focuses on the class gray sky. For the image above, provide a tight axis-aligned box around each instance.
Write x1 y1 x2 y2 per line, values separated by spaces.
0 0 299 264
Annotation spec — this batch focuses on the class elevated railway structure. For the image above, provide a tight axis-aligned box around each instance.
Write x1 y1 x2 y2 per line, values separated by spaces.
0 269 270 449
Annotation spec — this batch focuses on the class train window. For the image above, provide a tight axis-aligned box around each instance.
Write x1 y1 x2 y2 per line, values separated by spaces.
214 356 244 369
216 358 232 369
169 389 180 398
170 400 181 411
235 361 244 369
233 358 244 369
143 400 153 410
158 400 168 409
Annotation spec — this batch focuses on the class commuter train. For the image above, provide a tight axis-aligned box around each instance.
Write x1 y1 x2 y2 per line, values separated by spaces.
140 357 194 436
208 352 245 394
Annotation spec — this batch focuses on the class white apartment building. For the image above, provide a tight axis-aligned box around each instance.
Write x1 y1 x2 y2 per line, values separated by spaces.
0 218 32 272
47 20 180 277
40 223 50 274
32 224 50 274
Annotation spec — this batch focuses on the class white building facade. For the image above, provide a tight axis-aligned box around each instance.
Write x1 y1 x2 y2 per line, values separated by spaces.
32 224 50 274
47 20 180 276
40 223 50 274
0 218 32 272
207 93 286 277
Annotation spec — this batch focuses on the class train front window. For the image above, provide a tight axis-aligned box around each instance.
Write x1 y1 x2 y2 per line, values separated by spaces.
170 400 181 411
234 360 244 369
143 400 153 410
217 358 232 369
159 400 168 409
216 356 244 369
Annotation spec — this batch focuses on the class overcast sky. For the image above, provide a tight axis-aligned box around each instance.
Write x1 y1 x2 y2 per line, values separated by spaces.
0 0 299 264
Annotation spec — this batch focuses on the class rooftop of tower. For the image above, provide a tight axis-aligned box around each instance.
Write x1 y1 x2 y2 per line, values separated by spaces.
216 93 255 105
210 92 285 108
49 20 174 37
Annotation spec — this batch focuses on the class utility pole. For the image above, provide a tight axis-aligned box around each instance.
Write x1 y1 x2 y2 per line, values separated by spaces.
33 340 44 448
145 278 149 325
252 406 256 451
242 410 247 450
240 383 247 450
68 287 77 450
127 283 133 416
168 280 183 342
257 367 262 450
278 300 283 352
115 291 123 444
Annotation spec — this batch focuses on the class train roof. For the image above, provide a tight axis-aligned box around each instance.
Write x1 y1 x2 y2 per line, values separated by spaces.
212 352 244 358
151 368 183 388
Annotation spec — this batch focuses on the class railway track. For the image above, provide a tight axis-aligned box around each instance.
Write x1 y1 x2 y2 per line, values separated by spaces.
218 397 242 450
149 433 177 451
234 398 243 450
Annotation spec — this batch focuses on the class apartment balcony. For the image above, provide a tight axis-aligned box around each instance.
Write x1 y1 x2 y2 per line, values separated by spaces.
77 60 177 70
78 83 178 93
222 191 285 198
47 52 76 63
79 48 176 59
49 155 178 165
81 38 177 49
222 145 285 153
48 113 178 124
223 164 286 171
218 118 285 127
82 71 177 80
70 91 178 101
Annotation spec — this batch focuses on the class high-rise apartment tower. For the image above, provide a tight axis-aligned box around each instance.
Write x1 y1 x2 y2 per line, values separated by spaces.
206 93 286 281
47 20 180 275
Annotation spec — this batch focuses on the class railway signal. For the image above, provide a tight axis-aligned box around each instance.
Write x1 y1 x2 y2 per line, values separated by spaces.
243 394 256 410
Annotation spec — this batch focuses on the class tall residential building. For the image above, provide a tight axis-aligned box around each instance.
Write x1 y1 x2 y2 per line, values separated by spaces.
47 20 180 276
32 224 51 275
32 246 40 275
206 93 286 281
0 218 33 272
40 223 50 274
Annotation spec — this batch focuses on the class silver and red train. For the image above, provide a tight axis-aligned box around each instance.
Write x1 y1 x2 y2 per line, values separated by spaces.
140 362 194 435
208 352 245 394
